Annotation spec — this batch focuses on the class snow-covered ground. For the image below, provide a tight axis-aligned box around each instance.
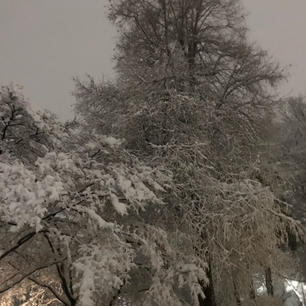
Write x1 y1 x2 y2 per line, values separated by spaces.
257 279 306 306
285 280 306 305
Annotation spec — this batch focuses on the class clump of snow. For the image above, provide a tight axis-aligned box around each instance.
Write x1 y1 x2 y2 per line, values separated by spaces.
73 252 96 306
73 241 135 306
110 193 128 215
78 207 115 229
0 160 64 231
100 135 123 148
111 167 163 209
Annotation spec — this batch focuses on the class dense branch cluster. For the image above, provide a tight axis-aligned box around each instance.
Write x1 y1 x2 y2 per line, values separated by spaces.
0 86 211 306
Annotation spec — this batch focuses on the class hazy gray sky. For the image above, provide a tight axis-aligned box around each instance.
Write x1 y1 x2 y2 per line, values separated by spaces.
0 0 305 119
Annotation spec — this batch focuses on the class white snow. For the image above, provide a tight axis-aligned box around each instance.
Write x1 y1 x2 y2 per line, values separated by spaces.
110 193 128 215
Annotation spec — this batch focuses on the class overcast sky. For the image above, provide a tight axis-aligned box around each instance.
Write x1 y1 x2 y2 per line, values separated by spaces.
0 0 305 120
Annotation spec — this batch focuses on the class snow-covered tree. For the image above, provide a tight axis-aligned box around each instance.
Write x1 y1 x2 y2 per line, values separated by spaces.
1 1 304 305
0 87 209 306
72 1 304 305
73 78 303 306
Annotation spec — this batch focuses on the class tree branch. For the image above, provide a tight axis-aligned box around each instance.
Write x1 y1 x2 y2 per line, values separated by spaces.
0 259 65 295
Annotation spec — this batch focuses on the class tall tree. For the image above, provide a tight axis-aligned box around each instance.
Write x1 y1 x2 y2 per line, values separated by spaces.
72 1 303 305
76 0 284 171
109 0 283 104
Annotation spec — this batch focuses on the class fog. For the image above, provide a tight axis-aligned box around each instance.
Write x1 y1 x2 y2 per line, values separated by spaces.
0 0 304 119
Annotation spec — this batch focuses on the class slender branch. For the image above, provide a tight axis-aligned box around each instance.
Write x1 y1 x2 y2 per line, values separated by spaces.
28 277 70 306
0 231 37 261
44 233 76 306
0 259 65 294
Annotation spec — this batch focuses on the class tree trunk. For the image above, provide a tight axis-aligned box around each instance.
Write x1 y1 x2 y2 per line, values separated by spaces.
265 267 274 296
249 278 256 302
198 261 217 306
233 279 242 306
